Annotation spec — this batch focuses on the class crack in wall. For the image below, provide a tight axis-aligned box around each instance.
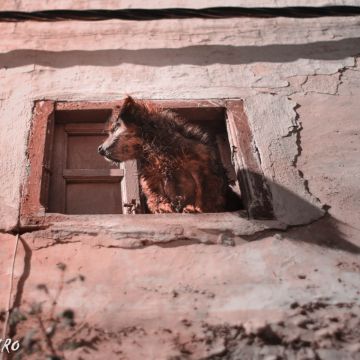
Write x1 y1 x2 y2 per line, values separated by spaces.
296 57 358 97
334 68 346 95
258 56 359 97
290 102 327 209
253 143 262 165
266 139 276 181
94 238 204 249
33 239 81 251
8 236 32 338
291 104 303 169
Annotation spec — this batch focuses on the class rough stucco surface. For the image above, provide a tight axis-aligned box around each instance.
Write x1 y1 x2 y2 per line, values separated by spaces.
0 234 15 333
19 214 286 249
1 14 359 229
244 94 324 225
7 221 360 359
0 1 360 358
292 68 360 227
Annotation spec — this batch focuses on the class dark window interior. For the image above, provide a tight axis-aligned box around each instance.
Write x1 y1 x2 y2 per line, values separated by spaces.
172 107 240 197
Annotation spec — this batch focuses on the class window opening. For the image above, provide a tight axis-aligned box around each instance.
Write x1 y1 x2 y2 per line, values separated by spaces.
20 99 274 227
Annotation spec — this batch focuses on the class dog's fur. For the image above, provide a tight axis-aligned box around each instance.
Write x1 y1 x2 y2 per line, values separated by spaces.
99 96 232 213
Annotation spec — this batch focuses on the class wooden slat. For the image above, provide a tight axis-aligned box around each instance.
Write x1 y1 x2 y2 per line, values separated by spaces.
63 168 124 180
40 103 56 209
65 122 106 134
120 160 141 214
225 100 274 219
48 123 67 213
55 99 226 112
216 134 239 191
155 100 225 108
55 101 121 111
55 108 113 124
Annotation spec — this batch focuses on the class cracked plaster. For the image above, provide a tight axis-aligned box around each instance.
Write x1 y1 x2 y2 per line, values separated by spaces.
0 53 354 229
245 94 325 225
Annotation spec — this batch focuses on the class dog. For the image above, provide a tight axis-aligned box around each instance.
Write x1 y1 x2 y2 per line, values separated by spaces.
98 96 237 213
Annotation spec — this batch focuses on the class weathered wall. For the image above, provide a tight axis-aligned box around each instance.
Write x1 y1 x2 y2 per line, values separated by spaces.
0 10 359 229
0 1 360 359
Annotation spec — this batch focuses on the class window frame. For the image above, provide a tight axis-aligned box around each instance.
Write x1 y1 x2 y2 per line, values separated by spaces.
20 99 274 229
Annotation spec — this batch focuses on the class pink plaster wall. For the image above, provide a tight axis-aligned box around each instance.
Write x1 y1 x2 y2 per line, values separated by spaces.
0 2 359 359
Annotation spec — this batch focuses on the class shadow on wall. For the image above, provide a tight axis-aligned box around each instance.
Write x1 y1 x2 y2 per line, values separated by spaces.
243 170 360 255
0 37 360 68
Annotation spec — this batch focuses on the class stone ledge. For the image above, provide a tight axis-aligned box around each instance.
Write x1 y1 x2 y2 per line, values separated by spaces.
22 212 287 249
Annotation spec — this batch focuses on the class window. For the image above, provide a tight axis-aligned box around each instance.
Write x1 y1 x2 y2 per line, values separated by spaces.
20 99 274 228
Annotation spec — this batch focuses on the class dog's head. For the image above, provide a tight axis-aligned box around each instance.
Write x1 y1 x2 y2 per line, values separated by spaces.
98 96 145 163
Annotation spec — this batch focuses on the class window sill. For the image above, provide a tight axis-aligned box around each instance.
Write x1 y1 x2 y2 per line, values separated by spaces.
22 212 286 249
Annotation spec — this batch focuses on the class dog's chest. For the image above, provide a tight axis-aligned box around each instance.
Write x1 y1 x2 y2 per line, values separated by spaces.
142 163 197 203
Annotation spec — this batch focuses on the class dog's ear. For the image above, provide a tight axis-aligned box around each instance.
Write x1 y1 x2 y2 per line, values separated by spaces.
123 95 135 108
120 96 138 125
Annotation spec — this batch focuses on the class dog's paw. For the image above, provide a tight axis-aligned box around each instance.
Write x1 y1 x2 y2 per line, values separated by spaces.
182 205 202 213
156 202 175 213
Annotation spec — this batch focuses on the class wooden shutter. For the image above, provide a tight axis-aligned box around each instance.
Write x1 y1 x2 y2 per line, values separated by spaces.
47 109 140 215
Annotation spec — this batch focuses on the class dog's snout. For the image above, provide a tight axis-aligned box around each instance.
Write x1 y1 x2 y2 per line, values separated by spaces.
98 145 106 156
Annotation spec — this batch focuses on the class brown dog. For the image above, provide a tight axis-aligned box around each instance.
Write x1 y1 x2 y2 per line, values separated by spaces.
98 96 231 213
